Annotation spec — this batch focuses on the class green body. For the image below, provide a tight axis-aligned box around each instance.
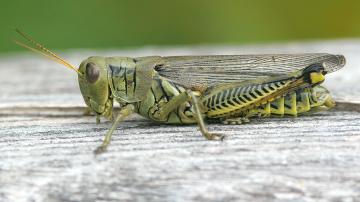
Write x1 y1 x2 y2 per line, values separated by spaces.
14 29 346 153
78 55 340 125
75 54 345 153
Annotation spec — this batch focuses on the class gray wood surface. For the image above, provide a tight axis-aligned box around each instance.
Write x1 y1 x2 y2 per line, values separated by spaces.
1 41 360 202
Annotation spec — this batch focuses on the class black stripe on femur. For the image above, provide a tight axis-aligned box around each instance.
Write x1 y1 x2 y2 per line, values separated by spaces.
262 85 269 93
249 90 257 99
221 89 229 103
243 86 251 94
226 89 233 100
238 96 246 103
226 100 234 106
238 86 246 96
232 98 242 105
214 104 222 110
274 82 281 88
234 87 241 96
210 95 216 108
268 84 275 91
215 92 222 105
234 87 242 96
205 99 211 109
254 88 263 96
221 102 230 108
243 94 252 101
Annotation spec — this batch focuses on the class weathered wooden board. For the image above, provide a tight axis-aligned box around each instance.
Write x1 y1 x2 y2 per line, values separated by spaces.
1 41 360 202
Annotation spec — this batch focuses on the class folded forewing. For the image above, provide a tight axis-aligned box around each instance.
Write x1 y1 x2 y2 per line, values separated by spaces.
156 54 345 88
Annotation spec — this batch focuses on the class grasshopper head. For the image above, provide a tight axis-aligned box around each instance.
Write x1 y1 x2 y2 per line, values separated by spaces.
14 29 113 120
78 57 113 119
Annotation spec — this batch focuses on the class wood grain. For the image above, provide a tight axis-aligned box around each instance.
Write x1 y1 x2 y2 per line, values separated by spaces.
1 41 360 202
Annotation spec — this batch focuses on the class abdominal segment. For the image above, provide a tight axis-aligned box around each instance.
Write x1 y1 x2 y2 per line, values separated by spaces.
245 86 335 117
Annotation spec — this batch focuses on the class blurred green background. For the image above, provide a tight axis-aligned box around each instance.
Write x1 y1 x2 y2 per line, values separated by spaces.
1 0 360 53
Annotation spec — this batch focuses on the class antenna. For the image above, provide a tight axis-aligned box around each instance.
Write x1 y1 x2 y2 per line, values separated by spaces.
14 28 82 75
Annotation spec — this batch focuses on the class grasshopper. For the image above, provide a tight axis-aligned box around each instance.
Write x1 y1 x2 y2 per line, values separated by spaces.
15 29 346 154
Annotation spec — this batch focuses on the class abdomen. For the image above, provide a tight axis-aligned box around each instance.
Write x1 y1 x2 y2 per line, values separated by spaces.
201 76 335 119
246 85 335 117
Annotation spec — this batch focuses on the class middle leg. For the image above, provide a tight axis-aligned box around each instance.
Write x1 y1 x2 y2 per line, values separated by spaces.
150 90 225 140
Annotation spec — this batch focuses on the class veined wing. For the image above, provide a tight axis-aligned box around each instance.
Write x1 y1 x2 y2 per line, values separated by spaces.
156 54 345 88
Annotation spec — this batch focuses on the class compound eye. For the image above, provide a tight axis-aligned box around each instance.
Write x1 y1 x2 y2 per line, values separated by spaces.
85 62 100 83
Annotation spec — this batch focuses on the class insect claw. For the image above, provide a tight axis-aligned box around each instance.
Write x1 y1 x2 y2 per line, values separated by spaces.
96 115 101 124
206 133 225 141
94 145 107 155
216 133 226 141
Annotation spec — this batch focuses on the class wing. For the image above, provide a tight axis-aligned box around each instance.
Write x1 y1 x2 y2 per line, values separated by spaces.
156 54 346 88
